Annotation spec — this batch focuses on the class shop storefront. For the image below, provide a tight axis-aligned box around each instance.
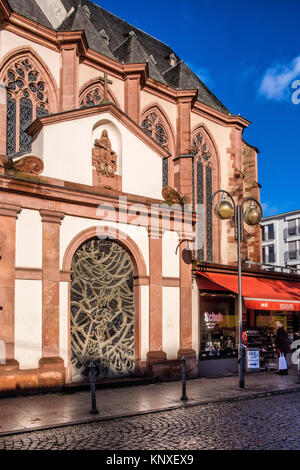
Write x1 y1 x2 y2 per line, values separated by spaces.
196 265 300 377
245 309 300 369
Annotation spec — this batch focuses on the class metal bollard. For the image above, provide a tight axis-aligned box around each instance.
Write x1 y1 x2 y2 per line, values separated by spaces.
89 361 99 415
180 356 188 401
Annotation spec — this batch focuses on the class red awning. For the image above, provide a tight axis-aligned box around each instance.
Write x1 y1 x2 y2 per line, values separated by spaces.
196 272 300 311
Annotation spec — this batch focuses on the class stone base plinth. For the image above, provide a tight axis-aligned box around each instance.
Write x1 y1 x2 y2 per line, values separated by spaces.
146 351 167 364
0 358 65 393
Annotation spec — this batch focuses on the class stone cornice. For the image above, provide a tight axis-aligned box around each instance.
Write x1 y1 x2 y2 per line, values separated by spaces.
193 101 251 129
27 102 171 159
0 174 196 226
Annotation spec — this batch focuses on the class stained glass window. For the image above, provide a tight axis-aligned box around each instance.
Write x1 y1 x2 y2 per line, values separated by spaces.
141 112 169 150
206 164 213 261
192 130 214 262
4 57 50 155
6 94 16 155
80 86 103 107
162 158 169 187
19 98 33 151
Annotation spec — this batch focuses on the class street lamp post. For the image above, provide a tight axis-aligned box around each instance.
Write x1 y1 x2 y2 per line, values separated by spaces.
212 190 263 389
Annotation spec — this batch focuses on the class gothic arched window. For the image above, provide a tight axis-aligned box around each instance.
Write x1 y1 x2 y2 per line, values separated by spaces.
80 86 103 107
141 111 170 187
141 112 169 150
5 57 50 155
192 130 215 262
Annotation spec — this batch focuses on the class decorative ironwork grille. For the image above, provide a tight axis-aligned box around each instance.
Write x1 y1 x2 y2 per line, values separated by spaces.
141 112 169 149
70 238 135 379
4 57 50 154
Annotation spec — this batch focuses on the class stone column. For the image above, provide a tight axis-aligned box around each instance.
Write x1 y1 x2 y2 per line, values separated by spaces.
178 237 196 359
147 227 166 363
39 210 64 370
0 203 21 369
59 44 79 111
124 74 141 123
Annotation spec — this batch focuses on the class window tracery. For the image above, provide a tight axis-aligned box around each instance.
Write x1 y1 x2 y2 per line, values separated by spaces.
141 112 169 150
80 86 103 107
4 57 50 154
192 130 214 262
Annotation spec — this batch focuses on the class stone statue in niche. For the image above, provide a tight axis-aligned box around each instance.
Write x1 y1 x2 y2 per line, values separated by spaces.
92 130 117 182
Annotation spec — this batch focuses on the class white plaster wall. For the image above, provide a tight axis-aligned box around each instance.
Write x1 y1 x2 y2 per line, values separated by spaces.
16 209 42 268
140 286 149 361
32 112 163 199
0 30 61 88
162 231 179 278
60 282 69 366
15 280 42 370
60 216 149 275
162 287 180 359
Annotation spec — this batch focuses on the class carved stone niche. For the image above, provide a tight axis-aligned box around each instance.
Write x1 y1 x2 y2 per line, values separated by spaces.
0 154 44 176
92 129 121 191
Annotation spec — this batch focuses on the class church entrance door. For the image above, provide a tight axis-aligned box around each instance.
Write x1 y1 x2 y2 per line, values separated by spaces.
70 237 135 381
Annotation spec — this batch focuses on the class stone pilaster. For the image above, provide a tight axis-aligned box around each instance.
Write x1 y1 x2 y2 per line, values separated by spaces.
174 97 193 204
124 74 141 123
178 237 196 359
39 210 64 369
59 44 79 111
0 203 21 369
147 226 166 363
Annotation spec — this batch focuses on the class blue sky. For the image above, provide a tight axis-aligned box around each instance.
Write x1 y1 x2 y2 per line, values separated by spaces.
95 0 299 216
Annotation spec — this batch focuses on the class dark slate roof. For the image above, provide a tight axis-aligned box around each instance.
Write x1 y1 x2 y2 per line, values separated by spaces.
163 61 229 114
57 7 115 58
113 34 167 84
6 0 231 115
6 0 53 28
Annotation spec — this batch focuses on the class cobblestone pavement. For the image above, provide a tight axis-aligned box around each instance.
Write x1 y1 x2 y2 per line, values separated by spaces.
0 393 299 450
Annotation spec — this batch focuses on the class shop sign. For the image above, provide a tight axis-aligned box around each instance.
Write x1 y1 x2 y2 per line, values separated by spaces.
246 349 260 371
204 312 223 329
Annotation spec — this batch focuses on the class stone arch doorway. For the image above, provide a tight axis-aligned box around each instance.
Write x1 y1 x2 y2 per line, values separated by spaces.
70 237 135 381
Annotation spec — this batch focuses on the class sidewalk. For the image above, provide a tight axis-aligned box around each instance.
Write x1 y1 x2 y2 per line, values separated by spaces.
0 368 299 437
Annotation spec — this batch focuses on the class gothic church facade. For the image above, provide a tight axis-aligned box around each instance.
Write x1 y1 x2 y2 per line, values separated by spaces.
0 0 261 390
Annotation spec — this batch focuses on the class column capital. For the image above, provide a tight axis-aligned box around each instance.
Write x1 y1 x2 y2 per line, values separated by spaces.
0 204 21 218
147 225 163 239
40 210 65 224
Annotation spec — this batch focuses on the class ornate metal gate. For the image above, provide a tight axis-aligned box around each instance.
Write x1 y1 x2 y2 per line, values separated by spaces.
70 238 135 380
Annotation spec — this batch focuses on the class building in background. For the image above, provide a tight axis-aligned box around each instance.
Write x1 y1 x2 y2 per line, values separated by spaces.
262 210 300 271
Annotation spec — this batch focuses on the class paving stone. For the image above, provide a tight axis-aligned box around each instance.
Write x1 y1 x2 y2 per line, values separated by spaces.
0 393 299 450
